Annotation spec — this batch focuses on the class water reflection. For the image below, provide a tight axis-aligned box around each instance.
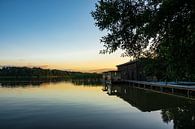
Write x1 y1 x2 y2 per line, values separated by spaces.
0 78 65 87
69 79 102 86
0 80 194 129
0 78 101 87
104 84 195 129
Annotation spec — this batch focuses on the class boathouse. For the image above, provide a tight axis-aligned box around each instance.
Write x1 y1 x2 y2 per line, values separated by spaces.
102 70 121 83
102 61 195 99
117 60 145 81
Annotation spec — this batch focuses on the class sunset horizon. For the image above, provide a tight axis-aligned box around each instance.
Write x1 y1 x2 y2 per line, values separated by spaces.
0 0 129 72
1 0 195 129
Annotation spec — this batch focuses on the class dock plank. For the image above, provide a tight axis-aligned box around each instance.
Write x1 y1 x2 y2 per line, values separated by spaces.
123 80 195 91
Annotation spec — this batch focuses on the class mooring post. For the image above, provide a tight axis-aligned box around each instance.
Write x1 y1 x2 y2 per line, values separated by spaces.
172 88 174 94
187 90 190 98
160 87 163 92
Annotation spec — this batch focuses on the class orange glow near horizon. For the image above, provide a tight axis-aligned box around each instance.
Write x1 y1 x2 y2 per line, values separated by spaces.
0 52 130 72
0 0 131 73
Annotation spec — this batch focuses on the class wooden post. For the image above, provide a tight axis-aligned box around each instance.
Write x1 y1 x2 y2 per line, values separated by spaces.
124 89 127 94
172 88 174 94
187 90 190 98
160 87 163 92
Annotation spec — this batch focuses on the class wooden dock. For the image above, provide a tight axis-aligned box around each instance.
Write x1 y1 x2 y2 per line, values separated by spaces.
124 80 195 90
102 70 195 99
105 79 195 99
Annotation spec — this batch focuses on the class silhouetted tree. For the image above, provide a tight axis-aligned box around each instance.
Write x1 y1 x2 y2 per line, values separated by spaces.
92 0 195 81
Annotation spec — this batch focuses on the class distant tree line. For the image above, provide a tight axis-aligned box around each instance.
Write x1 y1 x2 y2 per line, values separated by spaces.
0 67 102 80
92 0 195 81
0 67 69 78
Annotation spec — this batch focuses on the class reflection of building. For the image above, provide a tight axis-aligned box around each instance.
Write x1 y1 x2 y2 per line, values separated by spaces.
103 84 195 129
104 85 195 112
117 60 145 81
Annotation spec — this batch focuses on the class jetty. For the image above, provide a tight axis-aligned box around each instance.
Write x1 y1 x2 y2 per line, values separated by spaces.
103 61 195 99
103 78 195 99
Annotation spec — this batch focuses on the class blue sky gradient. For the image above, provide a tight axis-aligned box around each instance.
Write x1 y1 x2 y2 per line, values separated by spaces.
0 0 129 71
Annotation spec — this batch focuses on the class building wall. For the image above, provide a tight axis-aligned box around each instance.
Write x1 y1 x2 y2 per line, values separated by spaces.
117 62 145 81
102 71 121 81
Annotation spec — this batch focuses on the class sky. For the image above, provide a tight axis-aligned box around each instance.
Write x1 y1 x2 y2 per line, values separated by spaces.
0 0 129 72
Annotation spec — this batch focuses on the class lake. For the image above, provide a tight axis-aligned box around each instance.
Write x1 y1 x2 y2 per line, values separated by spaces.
0 80 194 129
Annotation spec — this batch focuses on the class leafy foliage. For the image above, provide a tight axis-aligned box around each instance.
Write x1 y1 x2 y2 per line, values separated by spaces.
92 0 195 81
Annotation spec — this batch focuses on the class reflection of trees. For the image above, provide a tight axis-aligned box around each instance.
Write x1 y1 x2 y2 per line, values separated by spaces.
104 85 195 129
161 105 195 129
69 79 102 86
0 78 102 87
0 77 66 87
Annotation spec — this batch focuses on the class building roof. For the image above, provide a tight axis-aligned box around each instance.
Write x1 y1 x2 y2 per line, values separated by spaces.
116 60 138 67
102 70 119 74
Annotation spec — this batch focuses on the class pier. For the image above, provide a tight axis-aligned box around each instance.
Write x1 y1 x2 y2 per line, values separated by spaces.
103 60 195 100
104 79 195 100
103 70 195 99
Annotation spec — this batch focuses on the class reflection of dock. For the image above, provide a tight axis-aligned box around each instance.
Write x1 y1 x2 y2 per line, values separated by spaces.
104 85 195 112
103 85 195 129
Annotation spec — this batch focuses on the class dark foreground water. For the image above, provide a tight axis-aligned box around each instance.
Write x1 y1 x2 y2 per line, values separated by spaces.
0 80 194 129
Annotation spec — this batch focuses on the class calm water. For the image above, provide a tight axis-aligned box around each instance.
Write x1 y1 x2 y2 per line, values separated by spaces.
0 80 194 129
